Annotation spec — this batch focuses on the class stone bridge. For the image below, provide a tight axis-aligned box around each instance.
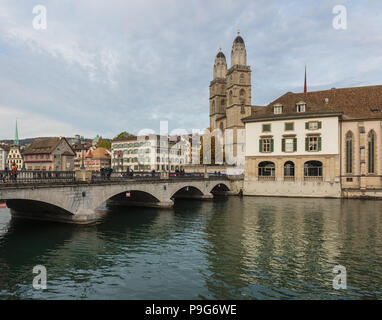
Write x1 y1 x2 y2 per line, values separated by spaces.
0 175 243 225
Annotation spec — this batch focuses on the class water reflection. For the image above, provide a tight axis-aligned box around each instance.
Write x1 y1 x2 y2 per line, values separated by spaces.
0 197 381 299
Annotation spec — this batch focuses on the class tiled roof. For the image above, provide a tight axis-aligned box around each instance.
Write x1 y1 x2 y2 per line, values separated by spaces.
243 85 382 122
24 137 75 155
86 147 111 159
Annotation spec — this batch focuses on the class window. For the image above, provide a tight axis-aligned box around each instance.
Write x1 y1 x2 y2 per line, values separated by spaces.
306 136 321 152
346 131 353 174
304 161 323 177
258 161 275 176
239 89 246 104
282 138 297 152
368 131 376 174
285 122 294 131
274 105 283 114
296 103 306 113
284 161 295 177
212 100 215 114
229 91 233 105
241 105 245 114
262 124 271 132
259 138 274 153
306 121 321 130
240 74 244 83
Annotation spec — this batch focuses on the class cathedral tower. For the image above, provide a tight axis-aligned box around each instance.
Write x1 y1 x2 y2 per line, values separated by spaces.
225 30 252 130
225 31 252 160
209 48 227 130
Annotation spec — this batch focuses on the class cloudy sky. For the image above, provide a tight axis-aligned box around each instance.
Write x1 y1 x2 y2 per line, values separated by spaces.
0 0 381 140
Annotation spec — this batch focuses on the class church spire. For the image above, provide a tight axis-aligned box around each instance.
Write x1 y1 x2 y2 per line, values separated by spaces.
14 120 19 145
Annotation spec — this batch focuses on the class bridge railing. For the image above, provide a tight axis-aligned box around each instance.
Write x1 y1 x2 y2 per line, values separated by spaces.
91 171 161 182
0 170 75 184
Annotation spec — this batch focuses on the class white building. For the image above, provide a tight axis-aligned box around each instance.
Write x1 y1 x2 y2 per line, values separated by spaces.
0 144 10 170
243 91 343 198
111 134 192 172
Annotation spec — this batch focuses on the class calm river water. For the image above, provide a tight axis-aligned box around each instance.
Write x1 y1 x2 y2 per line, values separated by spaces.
0 197 381 299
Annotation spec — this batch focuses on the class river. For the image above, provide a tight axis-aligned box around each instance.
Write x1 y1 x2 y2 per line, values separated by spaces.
0 196 381 299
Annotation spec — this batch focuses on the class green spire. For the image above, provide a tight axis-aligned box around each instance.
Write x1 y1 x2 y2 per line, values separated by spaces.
14 120 19 145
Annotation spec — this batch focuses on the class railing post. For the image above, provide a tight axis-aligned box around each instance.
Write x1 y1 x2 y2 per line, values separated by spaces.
160 171 169 179
204 165 209 179
75 170 92 183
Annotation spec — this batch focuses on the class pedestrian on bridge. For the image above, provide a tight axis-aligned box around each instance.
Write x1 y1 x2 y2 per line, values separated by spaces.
11 163 17 182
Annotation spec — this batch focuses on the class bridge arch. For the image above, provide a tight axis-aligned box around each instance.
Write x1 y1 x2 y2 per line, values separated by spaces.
209 183 231 195
91 184 164 211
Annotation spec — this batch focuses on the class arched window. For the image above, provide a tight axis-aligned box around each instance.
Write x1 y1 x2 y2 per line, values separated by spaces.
239 89 246 105
284 161 295 177
219 122 224 132
221 99 225 113
346 131 353 174
258 161 275 177
368 131 376 173
240 73 244 83
229 91 233 105
304 161 323 177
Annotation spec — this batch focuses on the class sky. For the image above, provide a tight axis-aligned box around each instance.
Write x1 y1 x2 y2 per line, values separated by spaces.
0 0 382 140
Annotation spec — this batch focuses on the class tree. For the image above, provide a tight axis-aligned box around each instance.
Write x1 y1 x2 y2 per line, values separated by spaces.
112 131 136 141
98 140 111 149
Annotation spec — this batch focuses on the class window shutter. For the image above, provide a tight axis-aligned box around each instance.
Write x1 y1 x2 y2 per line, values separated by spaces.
259 139 263 153
293 138 297 152
271 139 274 152
282 139 285 152
305 122 309 129
305 137 309 151
318 137 322 151
318 121 322 129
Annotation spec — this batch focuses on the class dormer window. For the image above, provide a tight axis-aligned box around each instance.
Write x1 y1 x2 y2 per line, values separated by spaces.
274 105 283 114
296 102 306 113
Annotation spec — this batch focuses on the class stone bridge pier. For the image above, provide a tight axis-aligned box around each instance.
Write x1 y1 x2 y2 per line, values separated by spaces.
0 177 241 225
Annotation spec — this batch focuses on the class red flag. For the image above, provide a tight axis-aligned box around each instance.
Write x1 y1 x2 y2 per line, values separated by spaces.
304 66 307 93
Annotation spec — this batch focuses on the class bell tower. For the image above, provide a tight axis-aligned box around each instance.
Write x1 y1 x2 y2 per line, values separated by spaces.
226 30 252 157
209 48 227 130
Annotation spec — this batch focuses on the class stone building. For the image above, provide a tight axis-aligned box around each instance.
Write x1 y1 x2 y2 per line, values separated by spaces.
209 31 262 159
23 137 75 171
242 85 382 198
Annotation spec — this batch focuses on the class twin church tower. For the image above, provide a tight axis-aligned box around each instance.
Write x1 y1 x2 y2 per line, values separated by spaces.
209 31 256 134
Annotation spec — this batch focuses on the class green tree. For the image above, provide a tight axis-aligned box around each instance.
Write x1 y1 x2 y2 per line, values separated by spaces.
112 131 136 141
98 140 111 149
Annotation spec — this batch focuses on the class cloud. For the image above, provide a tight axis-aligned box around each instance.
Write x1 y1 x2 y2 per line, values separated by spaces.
0 0 382 139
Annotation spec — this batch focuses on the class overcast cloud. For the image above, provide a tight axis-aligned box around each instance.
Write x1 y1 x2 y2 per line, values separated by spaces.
0 0 381 140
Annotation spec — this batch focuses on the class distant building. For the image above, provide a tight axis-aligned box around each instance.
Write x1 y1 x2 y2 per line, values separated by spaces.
23 137 75 171
6 120 24 170
72 141 92 170
84 147 111 171
0 144 10 170
6 145 24 170
111 134 191 172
